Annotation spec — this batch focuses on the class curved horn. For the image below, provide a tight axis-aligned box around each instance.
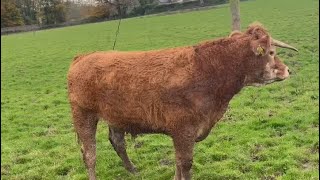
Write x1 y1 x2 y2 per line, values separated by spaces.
272 39 298 52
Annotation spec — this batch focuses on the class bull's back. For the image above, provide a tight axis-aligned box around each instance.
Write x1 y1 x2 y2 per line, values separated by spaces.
67 50 165 109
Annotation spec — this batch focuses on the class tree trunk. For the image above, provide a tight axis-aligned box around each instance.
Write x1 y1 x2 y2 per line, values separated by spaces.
230 0 240 31
199 0 204 6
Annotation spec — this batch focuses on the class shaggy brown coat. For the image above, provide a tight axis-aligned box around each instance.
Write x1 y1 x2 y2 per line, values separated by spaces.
67 23 296 180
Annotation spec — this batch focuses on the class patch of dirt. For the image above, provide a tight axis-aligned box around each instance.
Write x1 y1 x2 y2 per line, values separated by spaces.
261 175 276 180
159 158 174 166
301 161 313 171
134 141 144 149
1 164 11 175
250 144 264 162
267 110 276 117
310 142 319 154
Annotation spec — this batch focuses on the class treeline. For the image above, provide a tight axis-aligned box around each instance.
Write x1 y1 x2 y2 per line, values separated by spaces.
1 0 244 28
2 0 66 27
1 0 134 28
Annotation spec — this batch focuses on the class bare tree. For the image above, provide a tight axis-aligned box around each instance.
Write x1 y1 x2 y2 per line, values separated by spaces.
96 0 133 17
230 0 240 31
199 0 204 6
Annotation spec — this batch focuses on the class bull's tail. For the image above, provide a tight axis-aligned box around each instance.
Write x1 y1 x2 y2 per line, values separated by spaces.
71 51 97 64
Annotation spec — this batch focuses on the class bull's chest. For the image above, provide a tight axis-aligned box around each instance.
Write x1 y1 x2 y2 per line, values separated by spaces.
194 106 228 142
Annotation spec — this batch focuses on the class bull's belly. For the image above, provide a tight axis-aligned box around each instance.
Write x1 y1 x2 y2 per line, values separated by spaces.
97 99 229 140
98 110 168 136
123 122 168 136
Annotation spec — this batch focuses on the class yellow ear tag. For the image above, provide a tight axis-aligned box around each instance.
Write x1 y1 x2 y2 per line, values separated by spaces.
257 45 264 55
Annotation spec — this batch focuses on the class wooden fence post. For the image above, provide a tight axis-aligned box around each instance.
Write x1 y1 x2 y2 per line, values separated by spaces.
230 0 241 31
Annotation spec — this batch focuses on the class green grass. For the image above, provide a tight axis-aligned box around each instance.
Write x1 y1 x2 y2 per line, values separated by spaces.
1 0 319 179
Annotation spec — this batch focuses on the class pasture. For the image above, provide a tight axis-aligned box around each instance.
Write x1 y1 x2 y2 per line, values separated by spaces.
1 0 319 179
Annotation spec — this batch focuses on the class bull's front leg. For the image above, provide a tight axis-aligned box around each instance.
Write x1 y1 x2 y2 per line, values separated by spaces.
172 131 195 180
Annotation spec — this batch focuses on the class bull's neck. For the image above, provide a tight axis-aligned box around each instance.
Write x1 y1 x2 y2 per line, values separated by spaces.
193 38 250 103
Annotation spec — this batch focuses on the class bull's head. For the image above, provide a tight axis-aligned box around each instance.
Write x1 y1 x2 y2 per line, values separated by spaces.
229 23 298 86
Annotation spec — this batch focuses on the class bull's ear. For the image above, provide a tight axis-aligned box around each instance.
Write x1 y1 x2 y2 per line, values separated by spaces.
250 35 271 56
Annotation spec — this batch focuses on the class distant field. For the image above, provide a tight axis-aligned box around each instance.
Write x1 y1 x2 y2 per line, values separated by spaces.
1 0 319 179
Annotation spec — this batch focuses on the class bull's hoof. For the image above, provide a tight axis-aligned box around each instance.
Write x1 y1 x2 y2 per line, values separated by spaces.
125 164 137 174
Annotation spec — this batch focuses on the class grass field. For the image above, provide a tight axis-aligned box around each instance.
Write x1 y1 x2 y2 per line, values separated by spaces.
1 0 319 179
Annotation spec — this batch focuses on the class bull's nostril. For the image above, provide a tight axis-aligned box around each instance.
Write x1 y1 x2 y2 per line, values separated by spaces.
288 69 292 75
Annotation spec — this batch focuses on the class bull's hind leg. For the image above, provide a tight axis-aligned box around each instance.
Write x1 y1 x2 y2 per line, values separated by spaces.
108 126 137 173
71 104 98 180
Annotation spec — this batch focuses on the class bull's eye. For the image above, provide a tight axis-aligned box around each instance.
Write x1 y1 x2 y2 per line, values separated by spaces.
269 51 275 56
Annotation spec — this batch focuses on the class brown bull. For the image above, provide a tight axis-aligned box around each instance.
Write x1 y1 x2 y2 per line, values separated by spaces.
67 22 297 180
